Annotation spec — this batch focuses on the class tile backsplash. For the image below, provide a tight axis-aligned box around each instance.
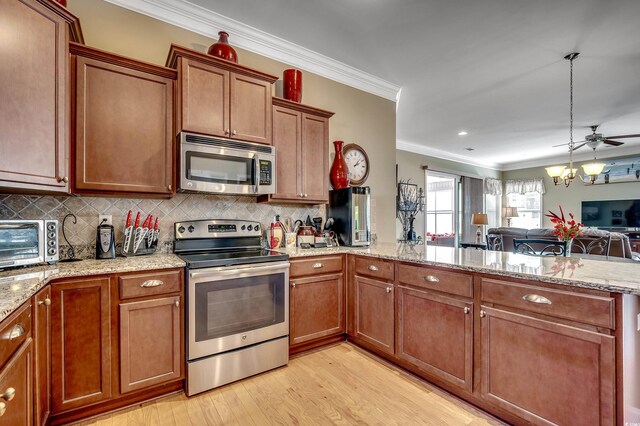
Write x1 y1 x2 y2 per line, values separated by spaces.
0 193 324 259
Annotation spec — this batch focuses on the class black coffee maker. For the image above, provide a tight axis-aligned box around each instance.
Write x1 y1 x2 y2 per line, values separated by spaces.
96 219 116 259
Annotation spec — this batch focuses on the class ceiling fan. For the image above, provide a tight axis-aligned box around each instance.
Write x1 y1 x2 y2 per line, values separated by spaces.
553 124 640 151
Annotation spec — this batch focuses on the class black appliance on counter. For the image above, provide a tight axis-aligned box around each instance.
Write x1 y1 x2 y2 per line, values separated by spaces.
328 186 371 246
95 219 115 259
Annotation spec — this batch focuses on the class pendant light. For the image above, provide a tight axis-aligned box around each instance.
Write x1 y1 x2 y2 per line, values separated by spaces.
582 148 605 183
546 52 580 187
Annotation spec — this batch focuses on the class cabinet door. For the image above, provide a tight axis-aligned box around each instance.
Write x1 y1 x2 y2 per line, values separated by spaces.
119 296 182 394
396 286 473 391
301 113 329 203
0 0 68 192
33 286 51 426
290 273 344 346
230 73 272 144
480 306 615 425
0 340 33 426
354 276 394 354
75 56 173 195
51 277 111 413
271 105 301 201
179 58 229 138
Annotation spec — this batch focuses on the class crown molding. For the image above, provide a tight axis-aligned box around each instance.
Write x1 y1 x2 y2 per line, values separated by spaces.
396 140 501 171
102 0 401 101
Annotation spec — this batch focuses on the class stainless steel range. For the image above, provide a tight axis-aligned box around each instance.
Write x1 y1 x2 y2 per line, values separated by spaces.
174 219 290 396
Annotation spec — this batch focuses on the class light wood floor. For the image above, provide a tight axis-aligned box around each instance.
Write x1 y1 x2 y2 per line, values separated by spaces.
75 343 502 425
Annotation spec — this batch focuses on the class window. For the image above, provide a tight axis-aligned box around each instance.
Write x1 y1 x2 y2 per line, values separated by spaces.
485 193 502 229
425 174 457 235
507 192 542 229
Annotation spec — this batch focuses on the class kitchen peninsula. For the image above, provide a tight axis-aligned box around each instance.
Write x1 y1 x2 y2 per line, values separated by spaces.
1 243 637 425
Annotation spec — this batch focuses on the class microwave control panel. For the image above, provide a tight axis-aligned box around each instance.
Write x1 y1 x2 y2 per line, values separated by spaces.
259 160 272 185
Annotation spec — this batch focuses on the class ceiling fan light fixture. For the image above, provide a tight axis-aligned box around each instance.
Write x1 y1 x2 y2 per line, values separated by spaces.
582 162 605 177
545 165 566 178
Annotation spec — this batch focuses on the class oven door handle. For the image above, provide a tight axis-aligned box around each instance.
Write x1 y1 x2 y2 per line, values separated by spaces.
189 261 290 280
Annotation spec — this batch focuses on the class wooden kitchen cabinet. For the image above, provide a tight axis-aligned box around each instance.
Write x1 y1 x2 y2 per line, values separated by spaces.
33 286 51 426
353 276 395 355
396 285 473 391
0 0 82 194
479 306 615 425
50 276 112 414
167 45 276 145
71 43 176 197
0 339 33 426
261 97 334 204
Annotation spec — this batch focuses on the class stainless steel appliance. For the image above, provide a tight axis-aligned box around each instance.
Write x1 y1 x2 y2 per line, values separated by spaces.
328 187 371 246
179 132 276 195
174 219 290 396
0 220 59 269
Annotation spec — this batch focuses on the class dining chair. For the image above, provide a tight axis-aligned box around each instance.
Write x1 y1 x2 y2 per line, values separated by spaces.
513 239 569 256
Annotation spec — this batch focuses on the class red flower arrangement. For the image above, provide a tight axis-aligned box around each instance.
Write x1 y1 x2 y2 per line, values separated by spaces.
545 206 584 241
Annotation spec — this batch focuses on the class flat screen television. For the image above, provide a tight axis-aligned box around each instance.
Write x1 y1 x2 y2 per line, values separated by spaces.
581 199 640 229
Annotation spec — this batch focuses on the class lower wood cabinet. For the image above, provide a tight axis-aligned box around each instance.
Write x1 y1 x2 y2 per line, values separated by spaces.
290 273 344 346
396 285 473 391
33 287 51 426
353 276 394 355
51 277 112 414
119 296 182 393
479 306 615 425
0 339 33 426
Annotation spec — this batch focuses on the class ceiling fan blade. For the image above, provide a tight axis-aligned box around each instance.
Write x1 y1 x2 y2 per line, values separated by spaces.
572 143 586 151
552 140 586 148
603 139 624 146
606 134 640 139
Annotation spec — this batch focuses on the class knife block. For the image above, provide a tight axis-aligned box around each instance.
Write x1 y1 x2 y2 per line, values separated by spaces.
121 229 159 257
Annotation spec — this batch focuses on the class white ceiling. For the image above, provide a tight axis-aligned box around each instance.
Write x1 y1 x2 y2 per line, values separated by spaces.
124 0 640 170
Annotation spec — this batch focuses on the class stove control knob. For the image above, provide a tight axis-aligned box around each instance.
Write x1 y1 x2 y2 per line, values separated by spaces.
188 226 195 233
241 225 246 231
178 226 185 234
254 224 260 231
247 225 253 231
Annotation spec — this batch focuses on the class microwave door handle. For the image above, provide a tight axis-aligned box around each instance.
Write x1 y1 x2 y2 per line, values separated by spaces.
253 155 260 193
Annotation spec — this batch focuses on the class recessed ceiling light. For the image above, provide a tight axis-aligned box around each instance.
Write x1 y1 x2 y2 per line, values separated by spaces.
458 131 468 136
465 147 475 151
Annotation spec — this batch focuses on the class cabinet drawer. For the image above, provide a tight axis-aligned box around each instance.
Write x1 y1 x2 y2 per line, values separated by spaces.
354 256 394 281
119 270 182 300
481 278 614 329
0 302 31 369
398 264 472 298
290 256 342 277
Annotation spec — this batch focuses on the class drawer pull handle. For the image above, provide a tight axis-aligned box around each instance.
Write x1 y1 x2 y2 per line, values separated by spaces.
522 294 552 305
424 275 440 283
312 263 323 269
386 287 392 293
38 297 51 306
0 388 15 402
2 324 25 341
463 307 470 314
0 402 5 417
140 279 164 288
368 265 379 271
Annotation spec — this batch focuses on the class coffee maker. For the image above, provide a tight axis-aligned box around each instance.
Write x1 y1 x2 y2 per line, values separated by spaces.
328 187 371 246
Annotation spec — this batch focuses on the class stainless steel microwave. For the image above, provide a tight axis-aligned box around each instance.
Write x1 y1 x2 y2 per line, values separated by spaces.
179 132 276 195
0 220 59 269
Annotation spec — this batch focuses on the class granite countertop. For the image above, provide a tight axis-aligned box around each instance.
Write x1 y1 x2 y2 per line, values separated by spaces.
277 243 640 295
0 254 185 323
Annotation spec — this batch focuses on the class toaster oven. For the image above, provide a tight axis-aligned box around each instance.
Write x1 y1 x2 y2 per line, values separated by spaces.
0 220 59 269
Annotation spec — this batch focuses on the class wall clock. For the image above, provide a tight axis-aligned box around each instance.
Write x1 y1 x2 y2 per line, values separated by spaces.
343 143 370 186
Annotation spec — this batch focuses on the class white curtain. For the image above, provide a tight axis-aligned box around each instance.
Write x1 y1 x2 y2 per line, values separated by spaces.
483 178 502 196
505 178 546 195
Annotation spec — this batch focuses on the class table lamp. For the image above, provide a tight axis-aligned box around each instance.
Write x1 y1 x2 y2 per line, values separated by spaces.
502 206 519 227
471 213 488 244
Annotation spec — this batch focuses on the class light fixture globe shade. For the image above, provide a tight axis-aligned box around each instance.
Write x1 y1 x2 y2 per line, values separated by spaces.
561 168 578 179
582 162 605 176
545 165 566 178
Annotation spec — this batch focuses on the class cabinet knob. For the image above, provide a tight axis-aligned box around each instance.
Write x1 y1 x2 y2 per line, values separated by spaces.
386 287 392 293
38 298 51 306
291 282 296 288
463 307 470 314
0 402 5 417
304 194 308 198
225 129 230 135
175 300 180 308
56 176 68 183
0 388 15 402
232 130 237 136
479 310 486 318
168 184 172 191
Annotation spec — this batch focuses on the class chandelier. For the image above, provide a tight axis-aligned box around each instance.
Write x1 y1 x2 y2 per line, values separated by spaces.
545 53 605 187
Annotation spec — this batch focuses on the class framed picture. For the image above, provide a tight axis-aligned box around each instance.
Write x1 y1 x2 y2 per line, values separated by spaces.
582 156 640 185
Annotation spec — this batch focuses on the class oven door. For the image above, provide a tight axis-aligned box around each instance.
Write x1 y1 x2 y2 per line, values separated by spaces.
0 221 44 269
188 261 289 360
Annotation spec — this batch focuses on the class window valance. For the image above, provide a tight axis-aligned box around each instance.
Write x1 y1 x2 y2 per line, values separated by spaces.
505 178 546 195
483 178 503 196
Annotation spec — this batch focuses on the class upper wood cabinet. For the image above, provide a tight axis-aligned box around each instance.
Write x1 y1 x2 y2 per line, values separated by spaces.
0 0 82 194
71 43 176 197
167 45 276 145
260 97 334 204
